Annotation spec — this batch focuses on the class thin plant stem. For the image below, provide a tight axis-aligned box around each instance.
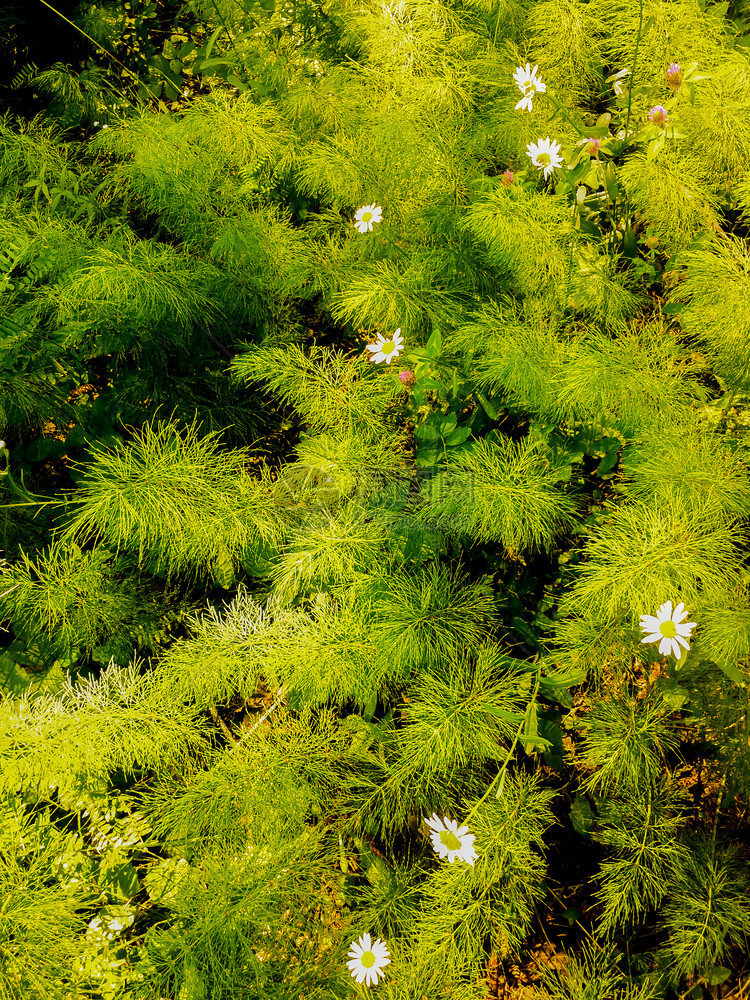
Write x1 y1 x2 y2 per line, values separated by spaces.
209 0 240 55
711 772 727 857
624 0 645 138
229 686 287 753
464 661 543 822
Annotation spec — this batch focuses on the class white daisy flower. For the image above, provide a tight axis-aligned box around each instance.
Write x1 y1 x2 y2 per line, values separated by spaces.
513 63 546 112
365 328 403 365
353 203 383 233
640 600 697 660
346 932 391 987
526 136 563 179
425 813 478 865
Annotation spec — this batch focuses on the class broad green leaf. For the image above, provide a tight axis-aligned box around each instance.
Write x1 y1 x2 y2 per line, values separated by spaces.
424 329 442 359
570 793 595 837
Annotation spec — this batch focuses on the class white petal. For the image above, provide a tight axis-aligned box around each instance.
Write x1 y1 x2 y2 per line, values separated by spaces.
641 632 662 644
658 636 672 656
674 634 690 651
431 836 449 857
675 622 696 636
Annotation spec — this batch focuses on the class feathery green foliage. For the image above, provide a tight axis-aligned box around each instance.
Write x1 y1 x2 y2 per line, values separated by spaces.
576 693 680 795
57 417 287 584
667 234 750 394
418 434 579 551
2 0 750 994
660 835 750 979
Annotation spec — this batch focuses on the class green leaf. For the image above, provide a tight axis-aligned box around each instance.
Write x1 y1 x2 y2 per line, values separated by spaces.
480 704 525 723
226 74 248 92
0 653 32 695
203 24 225 61
620 225 639 258
517 732 554 749
521 701 552 752
703 967 731 986
414 422 440 442
424 329 442 359
475 391 498 420
196 57 234 71
416 446 443 466
646 136 666 161
540 667 587 690
213 543 235 588
602 161 619 201
596 448 620 476
100 859 141 900
654 676 690 710
569 793 595 837
714 658 746 684
363 687 378 723
443 425 471 447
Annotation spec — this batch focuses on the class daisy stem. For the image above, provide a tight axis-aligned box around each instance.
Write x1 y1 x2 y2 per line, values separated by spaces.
381 234 410 261
464 662 543 822
711 773 727 857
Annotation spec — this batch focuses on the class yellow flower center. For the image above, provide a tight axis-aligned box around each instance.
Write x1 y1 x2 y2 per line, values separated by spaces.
362 211 373 222
439 830 462 851
361 950 376 968
537 152 551 166
660 621 677 638
380 339 395 353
